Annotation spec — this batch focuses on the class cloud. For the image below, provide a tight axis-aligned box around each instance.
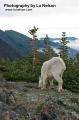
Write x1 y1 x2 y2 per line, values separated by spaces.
53 48 59 53
67 39 79 50
0 0 79 39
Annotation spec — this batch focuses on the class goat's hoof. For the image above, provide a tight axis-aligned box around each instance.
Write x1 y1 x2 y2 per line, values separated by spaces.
58 89 63 92
41 88 46 90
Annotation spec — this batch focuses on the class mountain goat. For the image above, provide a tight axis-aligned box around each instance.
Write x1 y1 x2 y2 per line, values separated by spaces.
39 57 66 92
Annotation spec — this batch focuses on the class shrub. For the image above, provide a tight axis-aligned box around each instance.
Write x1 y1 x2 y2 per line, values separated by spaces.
0 57 79 93
63 60 79 93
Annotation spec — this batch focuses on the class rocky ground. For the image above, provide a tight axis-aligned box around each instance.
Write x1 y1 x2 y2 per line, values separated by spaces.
0 81 79 120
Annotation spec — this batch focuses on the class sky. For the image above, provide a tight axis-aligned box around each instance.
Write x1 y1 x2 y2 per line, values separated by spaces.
0 0 79 50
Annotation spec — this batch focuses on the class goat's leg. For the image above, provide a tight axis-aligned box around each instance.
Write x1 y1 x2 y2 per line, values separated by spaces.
53 74 63 92
50 79 54 88
41 75 47 90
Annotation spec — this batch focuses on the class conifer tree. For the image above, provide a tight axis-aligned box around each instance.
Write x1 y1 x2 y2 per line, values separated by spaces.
28 26 40 67
44 34 56 60
59 32 69 62
75 53 79 64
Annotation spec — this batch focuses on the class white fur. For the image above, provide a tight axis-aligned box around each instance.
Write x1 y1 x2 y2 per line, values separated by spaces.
39 57 66 92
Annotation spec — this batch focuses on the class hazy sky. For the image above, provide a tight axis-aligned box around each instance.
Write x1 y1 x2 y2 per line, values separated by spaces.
0 0 79 45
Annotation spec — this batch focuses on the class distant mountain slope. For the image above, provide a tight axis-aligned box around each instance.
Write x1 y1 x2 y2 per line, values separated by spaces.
0 38 21 60
5 30 32 56
0 29 78 60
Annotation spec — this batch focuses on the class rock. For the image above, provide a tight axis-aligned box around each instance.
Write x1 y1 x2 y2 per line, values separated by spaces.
0 77 6 87
0 88 16 106
0 82 79 120
13 104 28 118
10 111 19 120
6 91 16 106
0 88 7 103
3 111 11 120
36 97 79 120
0 101 10 120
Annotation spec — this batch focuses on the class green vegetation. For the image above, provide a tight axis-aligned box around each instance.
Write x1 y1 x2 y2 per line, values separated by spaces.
59 32 69 62
44 34 56 60
0 57 41 82
0 31 79 93
28 26 40 68
71 97 79 104
70 96 79 113
35 103 45 114
72 105 79 113
63 59 79 93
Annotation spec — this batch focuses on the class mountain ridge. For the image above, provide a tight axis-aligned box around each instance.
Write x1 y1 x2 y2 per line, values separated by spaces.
0 29 79 60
